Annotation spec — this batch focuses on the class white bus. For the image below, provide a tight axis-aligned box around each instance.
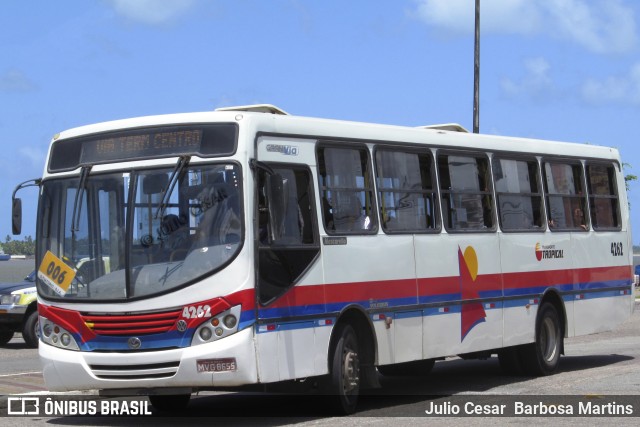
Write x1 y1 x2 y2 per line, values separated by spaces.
12 105 635 413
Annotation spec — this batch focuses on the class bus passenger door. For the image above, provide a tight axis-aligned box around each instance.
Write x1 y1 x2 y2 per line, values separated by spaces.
253 137 326 383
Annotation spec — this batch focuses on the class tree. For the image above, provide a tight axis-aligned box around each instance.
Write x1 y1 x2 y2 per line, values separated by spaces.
623 162 637 193
2 235 35 256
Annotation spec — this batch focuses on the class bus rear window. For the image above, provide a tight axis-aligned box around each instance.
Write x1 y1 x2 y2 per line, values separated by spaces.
586 163 621 230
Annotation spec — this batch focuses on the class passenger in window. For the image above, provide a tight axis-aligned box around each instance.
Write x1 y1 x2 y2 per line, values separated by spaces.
573 208 587 230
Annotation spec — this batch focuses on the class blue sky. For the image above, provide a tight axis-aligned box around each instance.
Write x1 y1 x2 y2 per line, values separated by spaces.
2 0 640 243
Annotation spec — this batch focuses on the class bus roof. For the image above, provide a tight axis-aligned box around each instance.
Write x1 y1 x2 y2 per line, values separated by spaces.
51 104 621 164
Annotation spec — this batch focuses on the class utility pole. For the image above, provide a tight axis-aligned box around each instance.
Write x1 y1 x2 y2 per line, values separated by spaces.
473 0 480 134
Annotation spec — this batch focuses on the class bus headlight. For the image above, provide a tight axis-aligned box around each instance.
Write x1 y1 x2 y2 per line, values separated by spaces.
191 305 242 346
199 327 213 341
39 316 80 351
223 314 237 329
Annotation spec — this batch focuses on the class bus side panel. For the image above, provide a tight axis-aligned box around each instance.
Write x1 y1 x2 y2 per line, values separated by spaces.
255 326 280 383
416 233 502 358
500 233 574 346
323 234 418 366
277 322 317 380
372 315 394 365
255 262 326 383
500 234 536 347
572 231 633 336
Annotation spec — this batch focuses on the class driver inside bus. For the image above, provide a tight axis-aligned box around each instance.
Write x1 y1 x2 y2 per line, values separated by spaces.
191 180 240 249
159 213 190 261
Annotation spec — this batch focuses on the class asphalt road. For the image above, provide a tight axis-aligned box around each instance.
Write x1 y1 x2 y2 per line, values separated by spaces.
0 302 639 425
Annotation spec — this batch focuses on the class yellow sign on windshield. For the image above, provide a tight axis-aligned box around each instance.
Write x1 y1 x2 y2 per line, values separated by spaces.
38 251 76 297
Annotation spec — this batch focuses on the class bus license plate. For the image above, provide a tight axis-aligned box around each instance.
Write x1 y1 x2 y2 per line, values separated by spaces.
196 358 237 373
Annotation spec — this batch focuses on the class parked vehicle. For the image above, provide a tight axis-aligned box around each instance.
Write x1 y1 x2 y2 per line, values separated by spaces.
0 271 38 347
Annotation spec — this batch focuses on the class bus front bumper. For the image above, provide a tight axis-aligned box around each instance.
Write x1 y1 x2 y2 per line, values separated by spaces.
40 327 258 392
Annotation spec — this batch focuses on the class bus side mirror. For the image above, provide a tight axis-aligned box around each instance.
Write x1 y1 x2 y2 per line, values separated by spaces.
12 198 22 235
11 178 41 236
266 173 288 241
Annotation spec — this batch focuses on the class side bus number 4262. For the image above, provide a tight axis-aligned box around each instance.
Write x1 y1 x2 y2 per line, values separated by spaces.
611 242 624 257
182 305 212 319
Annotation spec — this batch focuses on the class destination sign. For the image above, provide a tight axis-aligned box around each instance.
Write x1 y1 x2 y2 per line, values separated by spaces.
48 123 238 172
80 129 202 163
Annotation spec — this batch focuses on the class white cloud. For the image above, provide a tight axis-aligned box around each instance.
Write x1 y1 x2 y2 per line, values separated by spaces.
501 57 553 99
105 0 197 25
581 63 640 105
412 0 637 54
0 69 37 93
19 147 46 168
414 0 541 35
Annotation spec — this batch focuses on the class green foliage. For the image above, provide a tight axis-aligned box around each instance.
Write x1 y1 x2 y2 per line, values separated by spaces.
623 162 637 192
3 235 36 256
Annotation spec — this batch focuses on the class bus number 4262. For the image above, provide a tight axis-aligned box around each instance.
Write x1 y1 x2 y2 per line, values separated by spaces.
611 242 624 257
182 305 212 319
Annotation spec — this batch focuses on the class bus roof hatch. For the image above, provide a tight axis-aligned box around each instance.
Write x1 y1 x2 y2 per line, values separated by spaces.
215 104 290 115
417 123 469 133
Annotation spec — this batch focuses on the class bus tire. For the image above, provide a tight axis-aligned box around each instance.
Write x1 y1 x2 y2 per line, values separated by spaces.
148 394 191 412
377 359 435 377
519 303 562 376
0 327 13 346
327 324 360 415
22 310 39 348
498 346 523 375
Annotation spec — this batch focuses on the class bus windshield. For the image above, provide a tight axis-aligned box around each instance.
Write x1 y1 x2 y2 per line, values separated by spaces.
36 162 242 301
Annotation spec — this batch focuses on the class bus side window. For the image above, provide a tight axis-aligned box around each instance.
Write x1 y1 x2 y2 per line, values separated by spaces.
374 148 438 233
493 157 545 232
438 152 495 231
317 145 377 234
543 161 588 231
586 162 621 230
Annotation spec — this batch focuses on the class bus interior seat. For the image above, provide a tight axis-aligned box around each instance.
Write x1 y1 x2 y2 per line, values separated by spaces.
333 193 363 232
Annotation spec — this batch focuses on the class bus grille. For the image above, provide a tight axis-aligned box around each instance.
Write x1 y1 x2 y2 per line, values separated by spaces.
81 309 182 336
89 361 180 380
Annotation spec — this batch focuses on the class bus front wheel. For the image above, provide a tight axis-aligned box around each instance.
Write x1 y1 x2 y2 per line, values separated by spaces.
22 311 39 348
327 324 360 415
520 303 562 376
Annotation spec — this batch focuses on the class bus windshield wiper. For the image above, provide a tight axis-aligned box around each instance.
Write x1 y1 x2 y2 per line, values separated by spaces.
72 166 92 233
155 155 190 219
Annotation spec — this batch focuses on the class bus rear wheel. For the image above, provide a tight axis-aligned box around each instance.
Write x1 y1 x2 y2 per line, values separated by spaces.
520 303 562 376
327 324 360 415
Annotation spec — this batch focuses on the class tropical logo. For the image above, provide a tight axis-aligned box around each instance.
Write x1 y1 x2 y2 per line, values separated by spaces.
458 246 486 341
535 242 564 261
535 242 543 261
